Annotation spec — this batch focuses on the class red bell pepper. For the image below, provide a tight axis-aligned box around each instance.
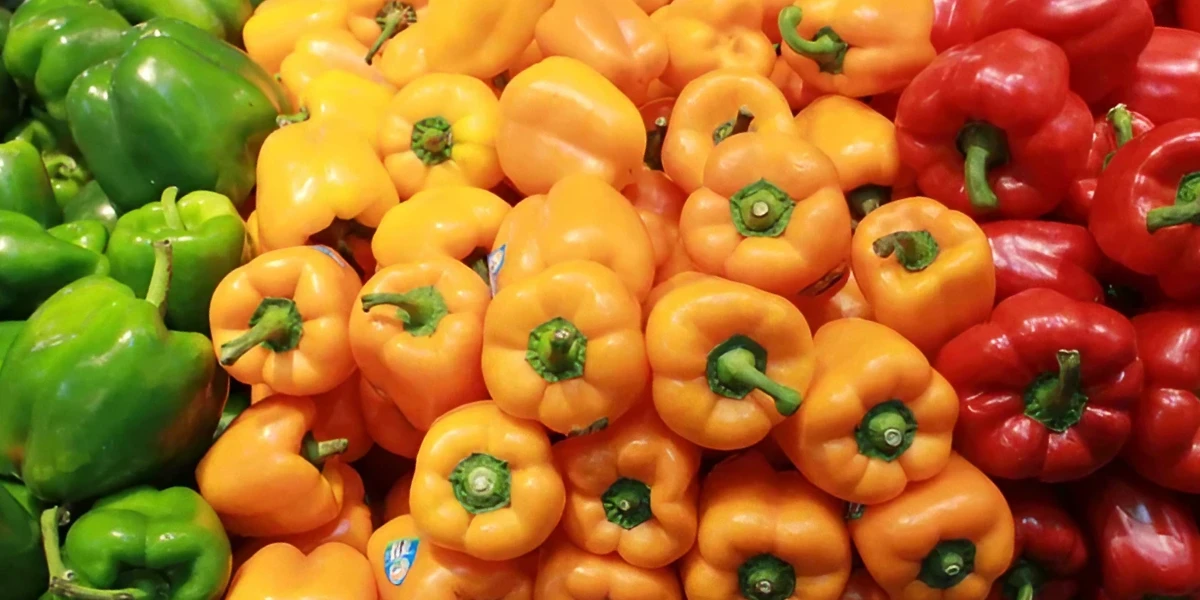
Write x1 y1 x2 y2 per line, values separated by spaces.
931 0 973 53
982 220 1105 305
987 481 1087 600
1099 27 1200 125
1061 105 1155 224
1124 308 1200 493
933 288 1144 482
1182 0 1200 31
1089 118 1200 302
1077 466 1200 600
895 30 1093 220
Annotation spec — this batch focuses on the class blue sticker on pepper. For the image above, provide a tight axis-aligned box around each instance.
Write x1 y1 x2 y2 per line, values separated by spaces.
487 244 506 297
383 538 419 586
309 244 349 269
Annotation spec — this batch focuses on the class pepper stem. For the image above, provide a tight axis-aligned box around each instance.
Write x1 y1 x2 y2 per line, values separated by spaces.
778 7 848 74
526 317 587 382
846 184 891 226
411 116 454 165
1107 104 1134 147
715 347 801 416
144 239 173 313
275 108 309 128
301 433 349 466
1001 558 1045 600
449 453 512 514
712 107 754 145
918 540 975 590
872 230 940 272
218 297 305 366
159 186 184 230
730 179 795 237
1146 171 1200 232
645 117 667 170
42 508 151 600
365 1 415 63
855 400 917 461
44 153 87 183
1023 349 1087 433
463 247 490 283
602 478 653 530
737 554 797 600
957 122 1010 211
361 286 449 337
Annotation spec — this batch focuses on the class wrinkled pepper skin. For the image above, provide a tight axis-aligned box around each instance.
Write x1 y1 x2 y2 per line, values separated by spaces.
67 17 291 212
226 542 378 600
0 10 21 138
935 288 1144 482
0 478 46 600
982 220 1105 304
536 534 684 600
0 209 108 320
1098 27 1200 125
0 138 61 228
103 0 253 45
1061 106 1154 224
987 481 1087 600
896 30 1093 220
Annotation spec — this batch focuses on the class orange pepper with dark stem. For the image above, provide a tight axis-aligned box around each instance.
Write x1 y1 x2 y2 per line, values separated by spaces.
536 533 685 599
278 29 396 108
384 472 413 521
772 318 959 505
210 246 362 396
555 405 701 569
652 0 775 92
681 451 853 600
663 68 797 194
491 174 656 301
372 187 510 277
792 271 874 332
278 70 395 155
226 542 377 600
483 260 648 435
623 120 697 285
849 454 1015 600
841 568 888 600
369 515 538 599
251 378 375 462
850 196 995 356
646 276 815 450
360 377 423 459
410 401 566 561
350 258 490 431
196 395 350 537
680 130 852 297
778 0 937 98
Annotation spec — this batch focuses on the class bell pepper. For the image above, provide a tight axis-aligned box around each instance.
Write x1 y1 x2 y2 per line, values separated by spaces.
372 187 510 276
538 533 685 599
61 180 121 233
369 514 537 600
250 378 375 462
227 542 377 600
40 487 232 600
934 288 1143 481
278 29 394 108
681 451 852 600
4 117 94 210
841 568 887 600
196 394 350 537
983 220 1105 305
360 376 423 459
652 0 774 93
1089 118 1200 302
384 472 412 522
282 69 394 155
48 220 108 253
0 139 61 229
930 0 973 53
851 454 1014 600
0 9 19 137
482 260 647 435
1183 0 1200 30
1076 466 1200 600
773 318 959 505
380 73 504 198
646 276 813 450
555 406 701 569
491 174 656 301
624 165 697 285
103 0 253 45
107 187 245 335
852 196 995 356
769 52 810 112
680 130 852 297
777 0 937 99
791 272 874 333
210 246 362 397
0 240 227 503
1097 27 1200 125
0 209 110 319
1062 105 1155 224
988 481 1087 600
535 0 667 106
0 320 23 369
0 479 46 600
351 258 490 431
409 401 565 561
661 68 797 194
497 56 646 196
895 30 1093 220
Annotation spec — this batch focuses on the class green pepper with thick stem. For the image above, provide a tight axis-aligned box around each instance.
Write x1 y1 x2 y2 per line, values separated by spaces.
0 209 108 320
0 139 61 227
0 477 47 600
0 239 229 503
99 0 253 45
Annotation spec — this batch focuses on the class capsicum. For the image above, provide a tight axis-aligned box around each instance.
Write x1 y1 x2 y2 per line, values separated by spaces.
538 533 685 599
895 29 1093 220
278 29 394 108
982 220 1105 304
61 180 121 233
930 0 973 53
0 478 46 600
5 119 93 210
1061 105 1155 224
934 288 1144 481
359 375 423 459
841 568 887 600
383 472 412 522
250 378 375 463
988 481 1087 600
0 209 109 319
103 0 252 45
226 542 377 600
1098 27 1200 125
0 9 20 137
0 139 60 228
652 0 774 93
282 69 394 155
48 220 108 253
791 272 873 333
372 186 510 276
0 321 23 369
624 159 697 285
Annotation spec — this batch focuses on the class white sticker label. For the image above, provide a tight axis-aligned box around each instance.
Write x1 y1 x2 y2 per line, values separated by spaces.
383 538 419 586
487 244 506 297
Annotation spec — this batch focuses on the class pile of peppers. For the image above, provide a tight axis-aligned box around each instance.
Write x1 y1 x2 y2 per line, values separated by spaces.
4 0 1200 599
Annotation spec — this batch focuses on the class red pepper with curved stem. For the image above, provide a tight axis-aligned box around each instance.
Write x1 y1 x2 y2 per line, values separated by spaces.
1089 118 1200 302
895 30 1093 221
1076 466 1200 600
1098 27 1200 124
930 0 973 53
933 288 1144 482
982 220 1105 304
1061 105 1155 224
987 481 1087 600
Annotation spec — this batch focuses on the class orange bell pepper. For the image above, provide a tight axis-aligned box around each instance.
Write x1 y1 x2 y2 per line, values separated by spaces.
349 258 490 431
555 405 700 569
536 534 685 599
642 271 708 328
778 0 937 98
210 246 361 396
369 514 538 599
841 568 888 600
360 377 424 459
379 74 504 198
278 70 395 155
410 401 566 561
196 395 349 537
793 95 917 228
371 187 511 274
849 454 1015 600
227 542 377 600
646 276 815 450
250 379 375 463
679 130 852 297
769 53 811 111
638 0 673 12
491 174 656 301
850 196 995 356
792 271 874 332
652 0 775 92
535 0 668 106
622 124 696 285
763 0 795 42
662 68 797 195
772 318 959 505
497 57 646 196
482 260 648 435
278 29 395 108
681 451 853 600
384 472 413 521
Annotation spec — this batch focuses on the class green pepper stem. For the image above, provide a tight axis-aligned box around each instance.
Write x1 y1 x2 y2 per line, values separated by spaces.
958 122 1009 211
449 453 513 514
275 108 310 128
1147 172 1200 232
42 507 67 579
716 348 801 416
365 1 414 63
713 107 754 145
159 186 184 230
645 117 667 170
360 286 449 337
778 7 848 73
218 299 304 366
301 434 349 466
526 317 588 382
846 185 891 225
42 508 150 600
872 230 940 272
602 477 653 530
1107 104 1134 147
1040 350 1082 418
411 116 454 165
144 239 174 313
738 554 797 600
44 153 87 183
1016 583 1033 600
464 247 490 283
730 179 795 237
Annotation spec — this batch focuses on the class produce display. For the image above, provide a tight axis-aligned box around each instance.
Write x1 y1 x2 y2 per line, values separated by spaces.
7 0 1200 599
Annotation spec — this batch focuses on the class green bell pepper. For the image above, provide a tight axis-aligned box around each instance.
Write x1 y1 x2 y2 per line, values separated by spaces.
0 240 228 503
0 139 61 228
49 219 108 253
41 487 232 600
62 180 122 233
0 478 47 600
6 118 94 207
0 9 23 136
101 0 252 45
0 320 24 371
108 187 244 334
67 17 290 212
0 209 107 319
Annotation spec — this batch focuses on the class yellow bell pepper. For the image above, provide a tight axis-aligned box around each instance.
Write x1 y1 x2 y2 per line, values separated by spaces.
372 187 511 272
653 0 775 93
282 70 395 155
279 29 396 108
